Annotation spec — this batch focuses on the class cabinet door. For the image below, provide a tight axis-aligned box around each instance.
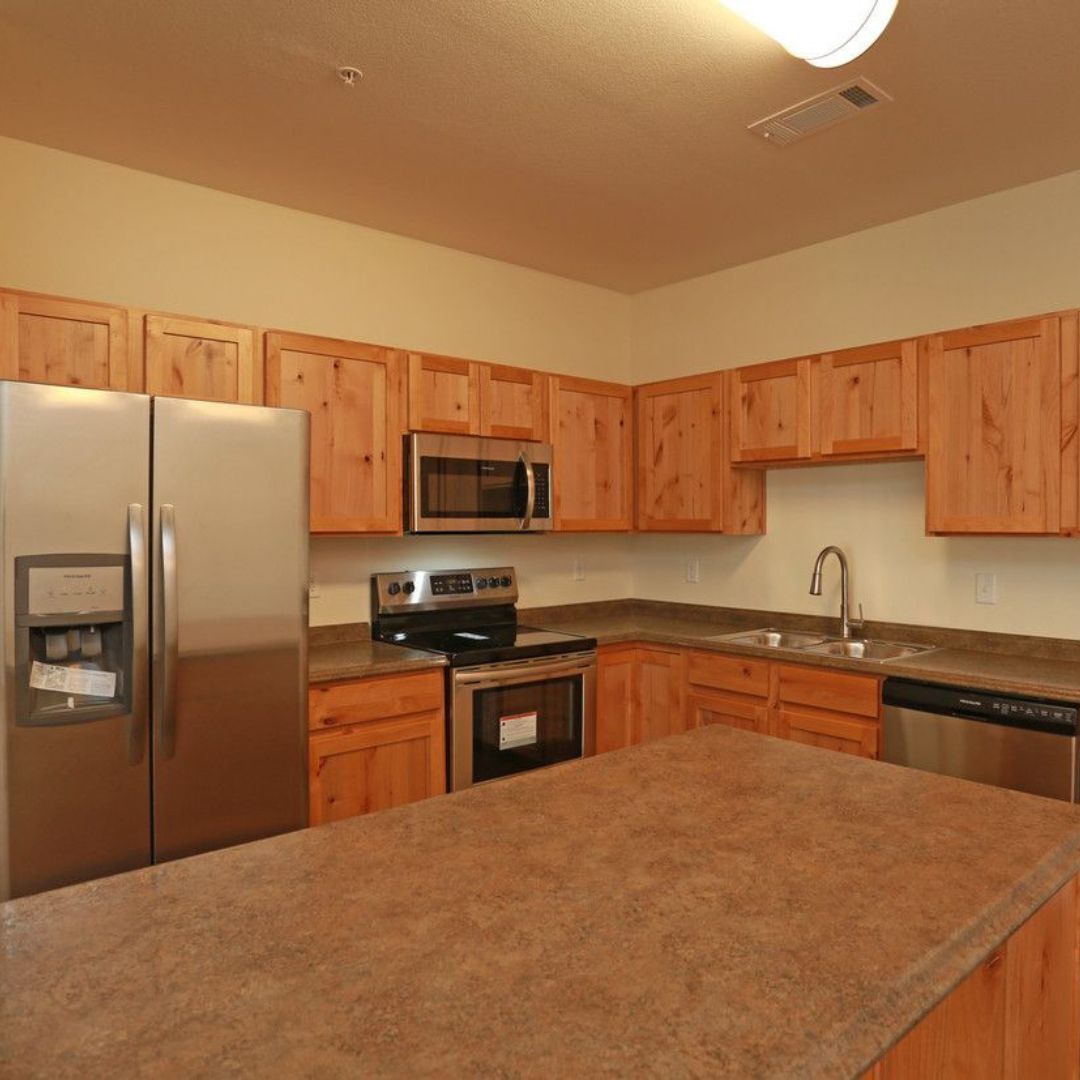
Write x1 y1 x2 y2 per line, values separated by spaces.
729 357 812 463
818 339 918 457
775 707 878 758
143 314 258 403
1059 312 1079 535
687 689 769 735
595 646 638 754
0 290 131 390
308 710 446 825
480 363 548 441
636 373 764 533
551 375 633 531
266 331 404 533
636 648 687 744
926 317 1061 534
407 352 480 435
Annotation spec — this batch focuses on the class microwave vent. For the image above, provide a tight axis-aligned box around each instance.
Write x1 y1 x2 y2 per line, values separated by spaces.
749 77 891 146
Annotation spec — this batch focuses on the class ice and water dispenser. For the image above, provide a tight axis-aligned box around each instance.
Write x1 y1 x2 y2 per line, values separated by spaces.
14 555 131 725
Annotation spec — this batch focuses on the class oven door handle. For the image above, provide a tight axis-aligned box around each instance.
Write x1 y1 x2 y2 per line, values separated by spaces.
454 653 596 687
519 451 536 531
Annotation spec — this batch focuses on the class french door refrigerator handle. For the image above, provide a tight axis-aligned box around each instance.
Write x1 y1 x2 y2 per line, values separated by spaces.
520 452 536 531
157 503 179 760
127 503 149 765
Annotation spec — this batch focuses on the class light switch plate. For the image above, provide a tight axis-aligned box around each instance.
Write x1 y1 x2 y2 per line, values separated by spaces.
975 573 997 605
686 559 701 584
572 559 586 582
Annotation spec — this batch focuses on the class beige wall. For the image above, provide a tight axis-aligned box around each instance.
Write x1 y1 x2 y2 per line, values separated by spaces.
0 135 632 626
630 169 1080 639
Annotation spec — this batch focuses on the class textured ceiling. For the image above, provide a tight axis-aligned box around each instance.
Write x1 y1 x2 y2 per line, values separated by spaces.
1 0 1079 292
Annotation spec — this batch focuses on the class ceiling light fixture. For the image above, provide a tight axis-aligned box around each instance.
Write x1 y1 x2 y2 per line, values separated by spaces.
718 0 898 68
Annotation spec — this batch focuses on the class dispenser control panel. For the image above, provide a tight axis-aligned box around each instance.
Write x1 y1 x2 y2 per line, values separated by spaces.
27 566 125 616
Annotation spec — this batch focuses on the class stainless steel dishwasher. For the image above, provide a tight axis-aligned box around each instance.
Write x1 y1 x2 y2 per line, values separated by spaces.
882 679 1079 802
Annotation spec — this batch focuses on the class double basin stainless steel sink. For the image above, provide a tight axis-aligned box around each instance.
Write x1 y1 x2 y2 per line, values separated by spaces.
707 627 936 663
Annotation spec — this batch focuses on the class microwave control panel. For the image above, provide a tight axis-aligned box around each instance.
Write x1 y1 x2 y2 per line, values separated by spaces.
533 464 551 519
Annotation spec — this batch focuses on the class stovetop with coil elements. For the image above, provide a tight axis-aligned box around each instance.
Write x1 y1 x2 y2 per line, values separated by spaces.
370 567 596 668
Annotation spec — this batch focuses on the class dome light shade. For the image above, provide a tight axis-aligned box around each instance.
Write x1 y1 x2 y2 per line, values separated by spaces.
719 0 899 68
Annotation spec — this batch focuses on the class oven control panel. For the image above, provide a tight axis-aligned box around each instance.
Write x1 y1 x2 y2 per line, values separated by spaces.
374 567 518 612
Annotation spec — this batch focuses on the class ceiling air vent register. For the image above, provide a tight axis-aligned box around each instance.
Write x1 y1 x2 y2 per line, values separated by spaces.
749 78 891 145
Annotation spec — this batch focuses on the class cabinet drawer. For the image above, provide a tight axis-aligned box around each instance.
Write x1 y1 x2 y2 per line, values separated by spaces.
686 650 770 699
309 669 444 731
776 664 879 718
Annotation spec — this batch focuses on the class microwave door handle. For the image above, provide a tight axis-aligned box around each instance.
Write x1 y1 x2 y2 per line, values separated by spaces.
520 452 536 531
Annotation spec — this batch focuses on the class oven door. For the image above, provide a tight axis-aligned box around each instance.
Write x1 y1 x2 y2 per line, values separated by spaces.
450 652 596 790
407 432 552 533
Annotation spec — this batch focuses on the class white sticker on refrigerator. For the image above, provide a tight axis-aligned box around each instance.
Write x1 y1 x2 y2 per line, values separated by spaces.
29 661 116 699
499 711 538 750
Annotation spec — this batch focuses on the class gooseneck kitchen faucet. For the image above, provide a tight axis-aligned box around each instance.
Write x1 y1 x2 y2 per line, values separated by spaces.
809 545 860 640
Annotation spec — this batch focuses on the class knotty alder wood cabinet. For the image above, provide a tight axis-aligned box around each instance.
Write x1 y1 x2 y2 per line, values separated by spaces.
407 351 548 441
863 875 1080 1079
0 289 132 390
636 373 765 533
926 316 1063 534
550 375 634 531
597 644 882 760
266 331 404 534
307 670 446 826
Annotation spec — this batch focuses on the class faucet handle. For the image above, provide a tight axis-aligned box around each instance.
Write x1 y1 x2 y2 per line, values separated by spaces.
850 602 866 635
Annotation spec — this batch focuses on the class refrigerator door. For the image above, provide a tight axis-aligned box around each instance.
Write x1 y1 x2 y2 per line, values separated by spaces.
0 382 151 900
151 397 309 862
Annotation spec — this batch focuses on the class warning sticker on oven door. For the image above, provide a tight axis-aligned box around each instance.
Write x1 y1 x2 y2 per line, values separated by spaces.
499 711 538 750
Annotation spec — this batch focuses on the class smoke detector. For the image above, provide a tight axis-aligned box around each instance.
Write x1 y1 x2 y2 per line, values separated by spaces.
749 77 891 145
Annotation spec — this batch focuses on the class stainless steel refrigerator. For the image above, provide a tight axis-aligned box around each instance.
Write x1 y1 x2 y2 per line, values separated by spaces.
0 381 310 900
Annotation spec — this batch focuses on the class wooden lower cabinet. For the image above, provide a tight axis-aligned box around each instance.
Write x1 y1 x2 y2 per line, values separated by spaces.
308 669 445 826
775 706 878 758
596 644 882 761
865 875 1080 1078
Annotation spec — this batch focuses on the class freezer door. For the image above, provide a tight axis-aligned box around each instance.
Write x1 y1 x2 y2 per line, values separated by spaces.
151 397 309 862
0 382 151 900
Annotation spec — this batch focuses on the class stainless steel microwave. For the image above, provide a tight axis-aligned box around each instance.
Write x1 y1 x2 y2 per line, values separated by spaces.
406 433 553 533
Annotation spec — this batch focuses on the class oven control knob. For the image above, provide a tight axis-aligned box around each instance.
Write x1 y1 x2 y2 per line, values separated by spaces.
476 578 487 589
487 576 499 588
402 581 416 595
499 576 512 588
387 582 401 596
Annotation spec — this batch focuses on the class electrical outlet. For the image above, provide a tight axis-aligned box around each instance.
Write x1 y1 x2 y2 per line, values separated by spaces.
975 573 997 605
572 559 586 582
308 577 321 600
686 558 701 584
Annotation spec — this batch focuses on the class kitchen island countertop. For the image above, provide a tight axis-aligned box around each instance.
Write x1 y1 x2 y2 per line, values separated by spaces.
4 726 1080 1078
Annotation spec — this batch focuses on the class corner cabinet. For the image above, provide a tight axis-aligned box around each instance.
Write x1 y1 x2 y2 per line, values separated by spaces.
0 289 133 390
636 373 764 533
926 316 1062 534
266 331 404 534
728 357 812 463
308 670 446 825
550 375 633 531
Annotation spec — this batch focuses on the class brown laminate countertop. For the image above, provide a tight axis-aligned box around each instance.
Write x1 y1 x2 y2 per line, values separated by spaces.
308 623 445 683
4 727 1080 1078
525 601 1080 702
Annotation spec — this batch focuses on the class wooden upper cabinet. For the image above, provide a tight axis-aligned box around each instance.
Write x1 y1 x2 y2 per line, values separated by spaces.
265 331 404 534
480 363 548 441
550 375 633 531
729 357 812 463
408 352 480 435
636 372 764 533
1061 311 1079 536
0 290 132 390
408 353 548 441
817 339 919 458
926 316 1062 534
141 314 259 404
